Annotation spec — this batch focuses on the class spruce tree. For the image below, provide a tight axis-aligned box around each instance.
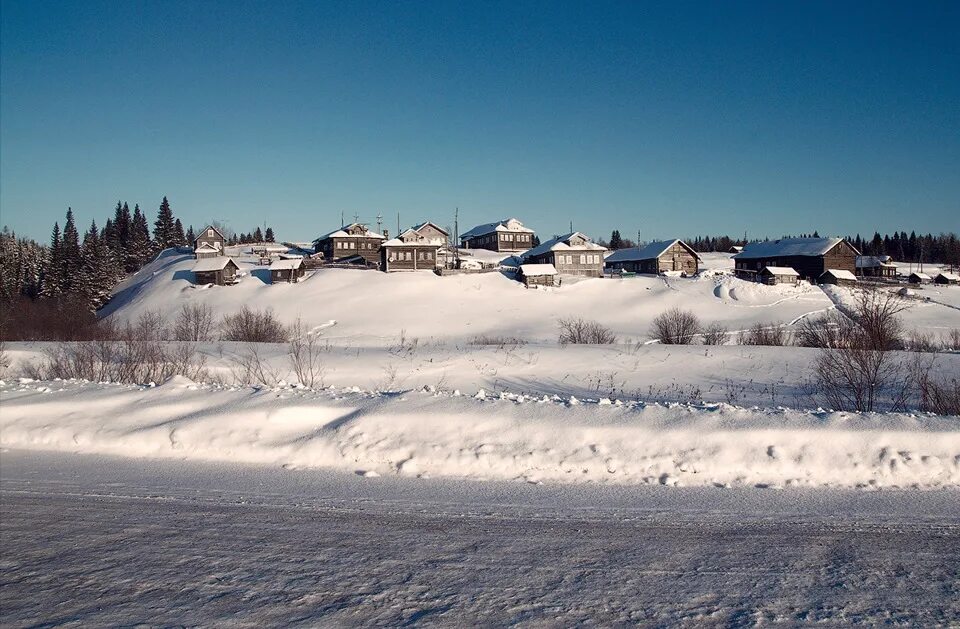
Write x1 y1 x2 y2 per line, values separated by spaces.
609 230 623 250
174 219 186 247
186 225 196 245
41 222 64 297
153 196 177 251
130 204 153 268
265 227 275 242
60 208 81 293
253 227 263 243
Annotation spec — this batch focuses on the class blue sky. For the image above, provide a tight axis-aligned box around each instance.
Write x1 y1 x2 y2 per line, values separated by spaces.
2 0 958 243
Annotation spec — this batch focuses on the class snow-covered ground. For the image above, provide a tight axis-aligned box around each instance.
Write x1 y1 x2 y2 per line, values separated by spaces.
2 450 959 626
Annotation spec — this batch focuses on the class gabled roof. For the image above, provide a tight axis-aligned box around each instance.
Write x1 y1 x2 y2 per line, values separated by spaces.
522 232 606 259
821 269 857 281
313 223 385 243
410 221 449 236
910 272 932 280
761 266 799 276
194 241 219 251
460 218 534 240
192 257 238 273
519 263 557 276
937 272 960 281
269 258 304 270
604 239 702 264
194 225 225 244
735 237 858 259
382 237 441 248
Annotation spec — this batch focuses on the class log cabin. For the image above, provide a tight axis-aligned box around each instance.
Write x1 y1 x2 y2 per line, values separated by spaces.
380 229 441 272
604 239 701 275
759 266 800 285
192 257 240 286
269 258 305 283
194 225 225 259
521 232 607 277
460 218 535 252
909 272 932 284
856 255 897 278
313 223 385 264
734 237 858 283
819 269 858 286
518 263 557 287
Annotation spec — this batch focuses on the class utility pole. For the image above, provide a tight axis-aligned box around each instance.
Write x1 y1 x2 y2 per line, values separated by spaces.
397 212 400 236
454 207 460 268
570 220 573 233
376 213 383 235
354 212 360 225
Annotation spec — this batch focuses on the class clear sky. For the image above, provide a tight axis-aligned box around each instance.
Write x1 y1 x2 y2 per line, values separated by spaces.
2 0 958 243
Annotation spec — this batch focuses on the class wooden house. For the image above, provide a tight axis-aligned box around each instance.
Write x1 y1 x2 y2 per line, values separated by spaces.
604 239 701 275
935 272 960 285
819 269 858 286
269 258 305 283
313 223 385 264
908 272 932 284
194 225 225 259
518 263 557 287
759 266 800 286
856 255 897 278
460 218 535 252
380 229 441 272
192 257 240 286
521 232 607 277
406 222 449 247
734 237 858 283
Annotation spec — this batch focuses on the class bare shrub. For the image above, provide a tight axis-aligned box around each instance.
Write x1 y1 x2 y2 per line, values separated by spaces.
904 330 942 353
649 308 700 345
737 322 790 346
221 306 288 343
701 322 728 346
0 338 9 378
173 302 215 341
795 311 848 348
919 373 960 416
288 318 327 388
230 343 285 385
469 335 527 347
850 288 908 350
944 328 960 352
558 317 616 345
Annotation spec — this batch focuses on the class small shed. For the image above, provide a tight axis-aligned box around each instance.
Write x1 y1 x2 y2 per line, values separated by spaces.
269 258 305 283
192 257 240 286
759 266 800 286
934 272 960 285
908 272 932 284
728 245 743 254
518 263 557 287
819 269 858 286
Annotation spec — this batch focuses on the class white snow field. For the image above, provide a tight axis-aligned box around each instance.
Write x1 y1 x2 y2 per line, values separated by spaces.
2 451 959 626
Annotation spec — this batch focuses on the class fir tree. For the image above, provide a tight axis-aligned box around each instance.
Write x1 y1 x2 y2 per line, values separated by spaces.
129 204 154 269
253 226 263 243
186 225 196 244
609 230 623 250
41 222 64 297
265 227 275 242
174 218 186 247
60 208 82 293
153 196 177 251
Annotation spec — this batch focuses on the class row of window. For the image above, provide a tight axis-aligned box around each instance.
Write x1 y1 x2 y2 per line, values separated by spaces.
334 240 378 250
557 253 602 265
473 233 532 245
387 250 434 262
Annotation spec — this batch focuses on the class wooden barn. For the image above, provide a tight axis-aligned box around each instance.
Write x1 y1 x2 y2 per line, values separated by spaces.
734 237 858 283
517 263 557 287
522 232 607 277
460 218 535 253
759 266 800 285
194 225 225 259
380 229 441 272
604 239 701 275
935 272 960 285
269 258 305 283
856 255 897 278
313 223 385 264
819 269 858 286
192 257 240 286
909 272 932 284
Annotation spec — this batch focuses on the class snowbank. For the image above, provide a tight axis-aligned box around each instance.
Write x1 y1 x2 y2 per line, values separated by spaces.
3 379 958 490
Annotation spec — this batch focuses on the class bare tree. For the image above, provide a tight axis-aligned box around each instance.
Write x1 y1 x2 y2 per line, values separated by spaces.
221 306 288 343
650 308 701 345
558 317 616 345
173 302 214 341
288 318 327 388
737 322 790 346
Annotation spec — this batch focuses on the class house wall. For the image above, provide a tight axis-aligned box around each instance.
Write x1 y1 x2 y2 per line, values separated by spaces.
760 272 798 286
317 237 382 263
522 273 554 286
271 266 304 283
656 243 699 274
415 224 448 245
528 251 604 277
195 228 224 254
194 263 236 286
195 249 220 260
463 231 534 252
381 246 439 272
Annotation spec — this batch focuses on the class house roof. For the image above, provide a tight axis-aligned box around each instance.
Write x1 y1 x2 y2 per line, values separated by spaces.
910 272 932 280
410 221 449 236
761 266 799 276
821 269 857 281
735 237 857 259
856 255 896 268
460 218 533 240
313 223 385 243
194 225 225 244
519 263 557 277
194 242 219 252
382 237 441 248
937 272 960 281
269 258 304 270
522 232 606 259
192 257 237 273
604 239 702 264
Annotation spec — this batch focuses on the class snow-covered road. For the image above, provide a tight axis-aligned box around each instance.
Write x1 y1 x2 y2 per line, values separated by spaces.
2 451 959 626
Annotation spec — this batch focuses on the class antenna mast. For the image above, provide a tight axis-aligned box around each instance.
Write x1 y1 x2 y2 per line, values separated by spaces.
454 207 460 268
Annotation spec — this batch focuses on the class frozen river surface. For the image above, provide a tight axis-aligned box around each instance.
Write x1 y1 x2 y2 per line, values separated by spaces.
2 451 959 626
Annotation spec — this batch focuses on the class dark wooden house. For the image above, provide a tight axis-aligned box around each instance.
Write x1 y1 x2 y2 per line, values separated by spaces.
604 239 701 275
380 229 441 272
406 222 449 247
518 263 557 287
269 258 306 283
192 257 240 286
194 225 225 259
522 232 607 277
819 269 858 286
935 272 960 285
313 223 385 264
856 255 897 278
908 272 932 284
460 218 535 252
734 237 858 283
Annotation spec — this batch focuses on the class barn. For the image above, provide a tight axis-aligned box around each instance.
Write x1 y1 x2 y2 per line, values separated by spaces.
935 272 960 285
192 257 240 286
522 232 607 277
759 266 800 286
604 239 700 275
734 237 859 283
269 258 305 283
819 269 858 286
909 272 932 284
517 263 557 287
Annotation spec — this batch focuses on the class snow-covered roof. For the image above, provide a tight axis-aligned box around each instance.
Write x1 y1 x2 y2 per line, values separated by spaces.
194 225 225 243
604 240 701 264
519 263 557 277
937 272 960 281
192 257 237 272
522 232 606 259
382 237 441 248
195 242 219 251
821 269 857 281
735 237 855 259
761 266 799 276
461 218 533 240
856 255 896 268
910 272 932 280
314 223 386 242
410 221 449 236
269 258 304 270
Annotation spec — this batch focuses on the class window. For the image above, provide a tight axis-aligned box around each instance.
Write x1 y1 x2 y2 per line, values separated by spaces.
579 255 586 264
207 229 214 237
